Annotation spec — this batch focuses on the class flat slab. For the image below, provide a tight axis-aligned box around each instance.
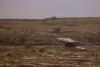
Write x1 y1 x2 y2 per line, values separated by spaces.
56 38 78 42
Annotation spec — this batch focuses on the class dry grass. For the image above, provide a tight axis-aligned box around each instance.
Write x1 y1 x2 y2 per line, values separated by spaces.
0 18 100 66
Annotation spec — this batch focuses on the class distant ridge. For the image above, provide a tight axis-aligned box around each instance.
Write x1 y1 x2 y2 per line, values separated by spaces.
0 17 100 23
0 17 100 20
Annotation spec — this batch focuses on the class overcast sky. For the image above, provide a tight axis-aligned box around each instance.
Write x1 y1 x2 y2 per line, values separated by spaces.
0 0 100 19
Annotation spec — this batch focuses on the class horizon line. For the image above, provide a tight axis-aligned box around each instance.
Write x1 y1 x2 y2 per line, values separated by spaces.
0 17 100 20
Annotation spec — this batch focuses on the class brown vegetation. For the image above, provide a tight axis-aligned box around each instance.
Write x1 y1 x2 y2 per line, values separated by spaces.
0 18 100 67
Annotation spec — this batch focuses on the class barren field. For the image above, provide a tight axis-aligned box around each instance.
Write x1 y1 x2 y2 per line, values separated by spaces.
0 18 100 67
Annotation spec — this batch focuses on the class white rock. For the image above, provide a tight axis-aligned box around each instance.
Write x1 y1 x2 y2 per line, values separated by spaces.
75 46 86 50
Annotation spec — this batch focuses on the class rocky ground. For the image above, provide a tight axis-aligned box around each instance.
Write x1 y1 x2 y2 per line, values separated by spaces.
0 45 100 67
0 18 100 67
